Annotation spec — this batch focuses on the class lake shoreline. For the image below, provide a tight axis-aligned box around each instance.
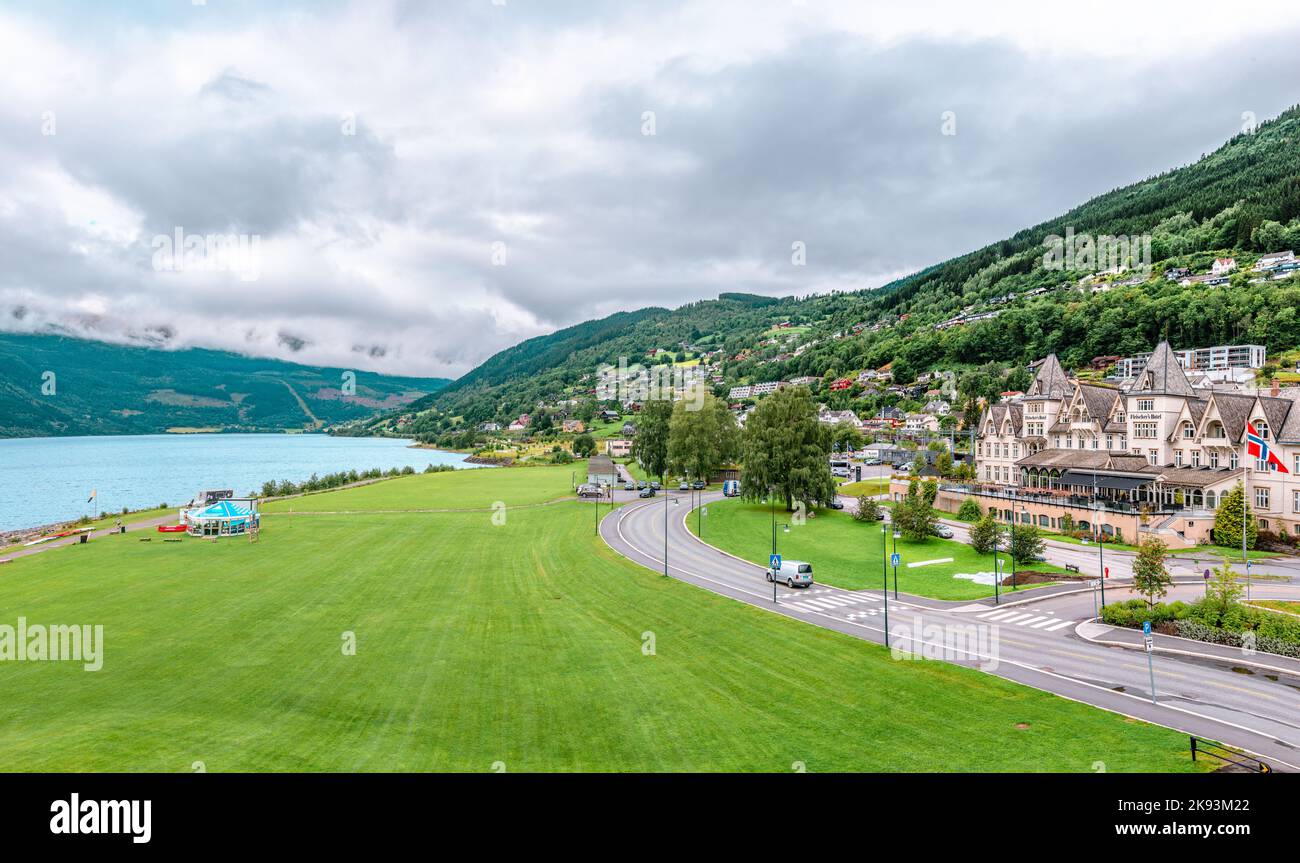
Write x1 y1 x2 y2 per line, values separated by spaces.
0 433 476 534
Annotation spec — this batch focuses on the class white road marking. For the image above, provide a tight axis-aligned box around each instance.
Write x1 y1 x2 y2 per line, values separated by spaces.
999 613 1036 624
1044 619 1075 632
1015 616 1049 627
1030 617 1060 629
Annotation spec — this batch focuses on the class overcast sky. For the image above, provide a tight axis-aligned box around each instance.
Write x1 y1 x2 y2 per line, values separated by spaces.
2 1 1298 378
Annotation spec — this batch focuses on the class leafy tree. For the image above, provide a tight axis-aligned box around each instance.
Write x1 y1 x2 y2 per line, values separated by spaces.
632 397 673 481
1059 512 1075 534
1213 482 1258 550
853 496 881 522
1009 524 1044 571
894 480 936 541
1205 558 1244 621
955 497 981 522
668 391 730 481
572 434 596 457
740 386 835 510
934 450 954 477
969 511 1001 555
709 396 741 466
1132 537 1172 608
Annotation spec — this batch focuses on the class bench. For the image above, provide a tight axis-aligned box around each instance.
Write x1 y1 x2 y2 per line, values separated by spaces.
1064 563 1080 574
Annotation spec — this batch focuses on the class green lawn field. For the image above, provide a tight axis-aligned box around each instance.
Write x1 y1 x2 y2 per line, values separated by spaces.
0 467 1202 771
692 499 1068 599
837 478 890 497
261 462 579 513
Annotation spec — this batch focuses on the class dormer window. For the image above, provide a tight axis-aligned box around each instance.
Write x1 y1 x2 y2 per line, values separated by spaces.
1256 420 1270 440
1181 422 1194 439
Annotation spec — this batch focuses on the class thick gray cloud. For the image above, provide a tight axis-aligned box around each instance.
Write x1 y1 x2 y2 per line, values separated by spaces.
0 1 1296 377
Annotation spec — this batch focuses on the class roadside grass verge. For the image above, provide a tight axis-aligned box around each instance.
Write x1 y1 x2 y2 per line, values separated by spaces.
692 499 1070 600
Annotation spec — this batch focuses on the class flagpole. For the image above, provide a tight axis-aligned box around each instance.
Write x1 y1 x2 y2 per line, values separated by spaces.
1243 433 1250 602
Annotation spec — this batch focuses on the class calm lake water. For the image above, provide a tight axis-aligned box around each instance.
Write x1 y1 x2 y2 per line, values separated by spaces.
0 434 479 532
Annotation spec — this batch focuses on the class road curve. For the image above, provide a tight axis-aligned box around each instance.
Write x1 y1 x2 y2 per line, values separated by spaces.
600 490 1300 772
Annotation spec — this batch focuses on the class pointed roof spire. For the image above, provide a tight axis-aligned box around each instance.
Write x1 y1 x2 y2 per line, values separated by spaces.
1134 341 1195 396
1027 353 1069 400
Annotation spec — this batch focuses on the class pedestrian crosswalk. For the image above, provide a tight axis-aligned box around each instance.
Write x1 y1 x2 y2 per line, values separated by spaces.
773 586 1079 633
974 607 1075 631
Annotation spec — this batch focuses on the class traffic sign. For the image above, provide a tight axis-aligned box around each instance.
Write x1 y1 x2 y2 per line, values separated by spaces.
769 554 781 570
891 552 901 568
1203 569 1211 580
1144 635 1154 652
1142 620 1151 636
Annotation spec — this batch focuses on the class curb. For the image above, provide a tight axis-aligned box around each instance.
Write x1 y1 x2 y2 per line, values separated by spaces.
1074 619 1300 676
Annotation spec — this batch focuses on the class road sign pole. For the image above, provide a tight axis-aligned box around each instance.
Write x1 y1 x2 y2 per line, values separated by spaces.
881 523 890 649
891 529 898 599
1143 621 1157 705
770 552 781 605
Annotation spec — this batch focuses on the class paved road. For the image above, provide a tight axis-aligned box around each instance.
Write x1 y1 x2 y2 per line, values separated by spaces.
600 490 1300 771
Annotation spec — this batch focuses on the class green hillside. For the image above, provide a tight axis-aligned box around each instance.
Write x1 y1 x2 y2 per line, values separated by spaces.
0 333 448 438
381 104 1300 446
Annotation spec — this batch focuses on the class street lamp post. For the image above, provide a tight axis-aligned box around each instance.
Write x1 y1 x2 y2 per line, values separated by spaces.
991 520 1001 606
663 475 670 579
881 522 890 648
1093 473 1106 610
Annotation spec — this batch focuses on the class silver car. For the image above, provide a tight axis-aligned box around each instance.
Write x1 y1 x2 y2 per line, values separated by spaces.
765 559 814 588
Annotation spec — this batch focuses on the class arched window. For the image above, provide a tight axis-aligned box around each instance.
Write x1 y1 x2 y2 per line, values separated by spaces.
1205 491 1216 509
1207 421 1225 438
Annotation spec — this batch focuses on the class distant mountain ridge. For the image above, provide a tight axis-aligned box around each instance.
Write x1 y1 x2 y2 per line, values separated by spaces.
0 333 449 438
397 105 1300 434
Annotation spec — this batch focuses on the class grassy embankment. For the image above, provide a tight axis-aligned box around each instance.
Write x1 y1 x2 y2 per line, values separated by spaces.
0 463 1203 771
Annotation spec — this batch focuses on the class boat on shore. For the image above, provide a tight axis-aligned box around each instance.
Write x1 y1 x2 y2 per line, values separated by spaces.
22 527 93 547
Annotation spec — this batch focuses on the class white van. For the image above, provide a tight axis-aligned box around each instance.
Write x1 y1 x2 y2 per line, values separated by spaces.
766 559 814 588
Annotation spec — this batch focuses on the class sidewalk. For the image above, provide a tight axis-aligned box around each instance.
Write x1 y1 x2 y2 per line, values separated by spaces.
1078 619 1300 675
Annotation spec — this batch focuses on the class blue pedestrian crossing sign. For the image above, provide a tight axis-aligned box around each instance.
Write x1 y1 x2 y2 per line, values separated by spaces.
891 553 901 568
770 554 781 570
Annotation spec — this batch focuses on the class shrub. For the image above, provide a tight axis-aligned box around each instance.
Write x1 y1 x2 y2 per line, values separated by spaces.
852 496 881 522
955 498 981 521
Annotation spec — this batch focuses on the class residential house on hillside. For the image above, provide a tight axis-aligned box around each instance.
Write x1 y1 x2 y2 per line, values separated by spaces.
508 415 531 432
605 439 632 458
1212 257 1237 276
562 419 585 433
1254 250 1295 271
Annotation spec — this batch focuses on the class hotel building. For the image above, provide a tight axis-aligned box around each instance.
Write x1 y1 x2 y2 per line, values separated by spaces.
968 342 1300 547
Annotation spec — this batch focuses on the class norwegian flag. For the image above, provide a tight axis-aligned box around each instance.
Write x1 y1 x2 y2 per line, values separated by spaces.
1247 422 1289 473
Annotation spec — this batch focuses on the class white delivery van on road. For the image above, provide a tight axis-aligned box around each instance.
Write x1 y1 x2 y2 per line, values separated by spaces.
765 559 814 588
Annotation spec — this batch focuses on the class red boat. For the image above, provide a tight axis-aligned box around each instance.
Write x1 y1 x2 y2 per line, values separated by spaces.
157 525 187 533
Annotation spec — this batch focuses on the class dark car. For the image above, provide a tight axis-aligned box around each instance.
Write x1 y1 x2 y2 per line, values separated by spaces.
623 481 635 491
828 500 845 510
637 480 648 490
638 487 656 498
691 480 706 490
650 481 661 490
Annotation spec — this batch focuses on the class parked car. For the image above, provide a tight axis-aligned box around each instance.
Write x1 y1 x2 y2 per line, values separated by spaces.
766 559 814 588
930 524 954 539
828 500 845 510
623 481 635 491
577 484 602 499
637 480 648 489
691 480 706 490
638 487 656 498
650 481 661 490
896 464 912 474
679 481 689 491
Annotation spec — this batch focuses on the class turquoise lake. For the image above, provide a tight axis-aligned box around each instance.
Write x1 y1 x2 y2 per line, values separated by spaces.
0 434 479 532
